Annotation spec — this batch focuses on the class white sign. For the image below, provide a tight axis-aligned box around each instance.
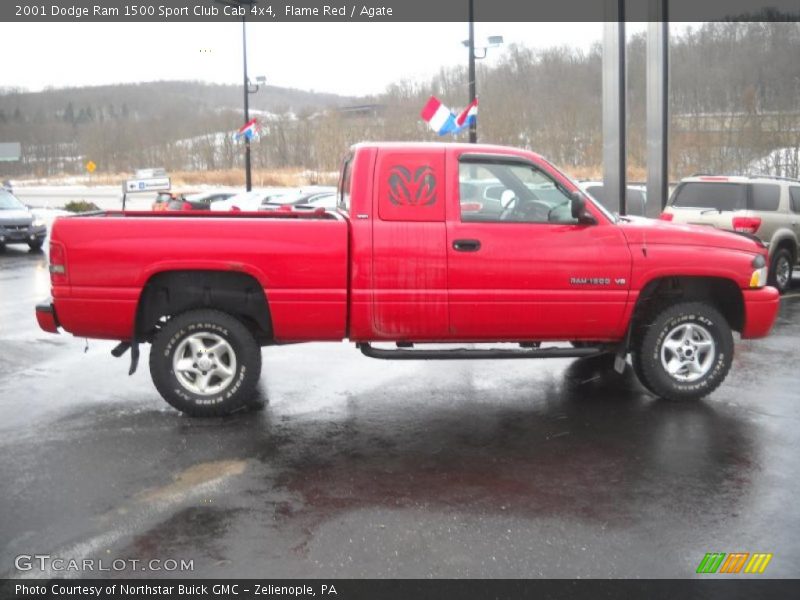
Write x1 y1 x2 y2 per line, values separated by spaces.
134 168 167 179
123 177 171 193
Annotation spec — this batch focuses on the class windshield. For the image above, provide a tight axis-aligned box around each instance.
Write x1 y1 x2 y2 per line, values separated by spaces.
537 160 617 222
0 189 25 210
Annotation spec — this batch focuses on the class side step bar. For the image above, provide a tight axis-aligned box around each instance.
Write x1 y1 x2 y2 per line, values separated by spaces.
357 343 606 361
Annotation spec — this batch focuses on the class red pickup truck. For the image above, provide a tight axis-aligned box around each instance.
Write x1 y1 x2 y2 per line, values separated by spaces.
36 142 780 417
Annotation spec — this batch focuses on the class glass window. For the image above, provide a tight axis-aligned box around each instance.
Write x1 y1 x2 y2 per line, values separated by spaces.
585 185 606 205
338 155 353 212
790 187 800 213
458 161 576 224
750 184 780 212
0 189 25 210
670 182 747 210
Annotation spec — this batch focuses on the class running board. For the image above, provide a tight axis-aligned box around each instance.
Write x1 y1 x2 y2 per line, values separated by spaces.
357 343 606 361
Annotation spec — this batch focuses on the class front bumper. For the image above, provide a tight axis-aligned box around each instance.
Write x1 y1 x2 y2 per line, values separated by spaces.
741 287 780 339
0 226 47 244
35 300 60 334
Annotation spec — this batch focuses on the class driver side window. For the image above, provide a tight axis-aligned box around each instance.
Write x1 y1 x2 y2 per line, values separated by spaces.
458 161 577 224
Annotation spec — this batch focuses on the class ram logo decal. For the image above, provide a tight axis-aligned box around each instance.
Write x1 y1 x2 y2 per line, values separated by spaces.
387 165 437 207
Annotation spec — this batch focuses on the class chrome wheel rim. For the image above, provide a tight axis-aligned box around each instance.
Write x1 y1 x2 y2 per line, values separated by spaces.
660 323 715 383
172 332 237 396
775 255 791 289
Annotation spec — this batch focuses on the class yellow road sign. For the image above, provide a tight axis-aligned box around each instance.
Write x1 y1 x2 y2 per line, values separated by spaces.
86 161 97 173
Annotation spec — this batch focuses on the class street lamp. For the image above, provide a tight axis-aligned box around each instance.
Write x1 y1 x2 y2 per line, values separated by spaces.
216 0 260 191
463 0 503 143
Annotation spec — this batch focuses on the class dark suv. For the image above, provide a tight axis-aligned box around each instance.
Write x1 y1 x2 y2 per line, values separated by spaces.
0 189 47 251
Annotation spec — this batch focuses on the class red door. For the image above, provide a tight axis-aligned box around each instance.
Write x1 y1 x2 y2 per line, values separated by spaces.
446 153 632 341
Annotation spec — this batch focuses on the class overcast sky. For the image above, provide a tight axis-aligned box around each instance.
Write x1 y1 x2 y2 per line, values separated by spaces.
0 22 673 97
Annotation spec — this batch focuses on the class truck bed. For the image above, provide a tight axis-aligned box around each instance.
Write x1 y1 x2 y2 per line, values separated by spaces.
49 211 350 341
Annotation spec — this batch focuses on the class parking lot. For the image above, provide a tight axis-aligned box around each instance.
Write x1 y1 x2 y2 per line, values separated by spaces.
1 243 800 579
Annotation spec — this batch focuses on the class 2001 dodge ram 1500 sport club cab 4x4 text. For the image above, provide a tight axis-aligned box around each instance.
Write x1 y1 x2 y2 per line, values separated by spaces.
36 143 780 416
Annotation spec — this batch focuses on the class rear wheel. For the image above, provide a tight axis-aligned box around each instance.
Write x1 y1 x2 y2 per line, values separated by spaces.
768 248 793 294
632 302 733 401
149 309 262 417
28 240 43 251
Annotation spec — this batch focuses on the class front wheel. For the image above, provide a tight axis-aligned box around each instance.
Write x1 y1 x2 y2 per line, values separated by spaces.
632 302 733 401
768 248 793 294
149 309 262 416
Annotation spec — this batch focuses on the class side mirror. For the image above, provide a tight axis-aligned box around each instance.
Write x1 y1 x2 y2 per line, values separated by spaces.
570 191 597 224
500 189 516 209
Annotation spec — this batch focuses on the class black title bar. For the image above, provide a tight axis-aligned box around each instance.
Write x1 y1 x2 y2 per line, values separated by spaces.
3 0 800 22
3 579 800 600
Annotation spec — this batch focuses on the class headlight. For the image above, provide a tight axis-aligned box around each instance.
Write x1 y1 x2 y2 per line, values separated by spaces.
32 219 45 228
750 254 767 288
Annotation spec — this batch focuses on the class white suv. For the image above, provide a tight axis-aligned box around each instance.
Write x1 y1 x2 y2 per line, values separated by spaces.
661 175 800 293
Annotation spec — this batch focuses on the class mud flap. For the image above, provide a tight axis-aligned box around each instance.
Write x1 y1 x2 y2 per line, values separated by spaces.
614 324 633 374
110 341 140 375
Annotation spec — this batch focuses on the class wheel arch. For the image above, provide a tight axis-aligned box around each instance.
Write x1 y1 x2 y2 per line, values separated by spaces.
770 234 798 264
135 269 273 344
632 275 745 333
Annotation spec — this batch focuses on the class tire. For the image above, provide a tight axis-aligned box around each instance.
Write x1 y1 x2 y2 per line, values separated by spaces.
149 309 262 417
28 241 43 251
768 248 793 294
632 302 733 401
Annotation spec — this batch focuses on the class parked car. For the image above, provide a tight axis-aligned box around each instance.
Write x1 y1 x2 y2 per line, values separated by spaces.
152 191 180 212
210 190 274 212
260 191 337 210
661 174 800 293
0 188 47 251
167 191 236 211
578 182 648 217
36 142 779 417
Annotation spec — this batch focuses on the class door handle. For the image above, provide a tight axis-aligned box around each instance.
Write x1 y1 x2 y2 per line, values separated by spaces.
453 239 481 252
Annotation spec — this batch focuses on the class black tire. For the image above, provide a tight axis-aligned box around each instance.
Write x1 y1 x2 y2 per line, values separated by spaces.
149 309 262 417
768 248 793 294
632 302 733 401
28 241 43 251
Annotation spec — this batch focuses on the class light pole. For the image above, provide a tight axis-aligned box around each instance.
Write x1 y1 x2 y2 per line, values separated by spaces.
463 0 503 143
217 0 260 190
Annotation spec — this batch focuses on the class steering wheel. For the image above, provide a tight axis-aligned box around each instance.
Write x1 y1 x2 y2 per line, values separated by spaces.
502 199 552 222
499 196 518 221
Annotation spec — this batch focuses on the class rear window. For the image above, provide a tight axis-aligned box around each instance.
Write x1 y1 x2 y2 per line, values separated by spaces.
670 182 746 211
750 184 780 211
791 187 800 213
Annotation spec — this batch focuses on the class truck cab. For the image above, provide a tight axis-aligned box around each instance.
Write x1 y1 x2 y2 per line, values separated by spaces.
341 143 631 343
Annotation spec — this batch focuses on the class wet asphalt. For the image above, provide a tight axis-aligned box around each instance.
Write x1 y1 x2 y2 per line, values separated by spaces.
1 244 800 580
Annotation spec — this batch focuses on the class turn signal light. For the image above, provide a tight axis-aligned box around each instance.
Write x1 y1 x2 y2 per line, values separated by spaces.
732 216 762 234
750 267 767 288
659 212 674 221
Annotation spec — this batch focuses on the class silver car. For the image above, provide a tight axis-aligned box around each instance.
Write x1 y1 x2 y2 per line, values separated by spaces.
661 175 800 293
0 189 47 251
